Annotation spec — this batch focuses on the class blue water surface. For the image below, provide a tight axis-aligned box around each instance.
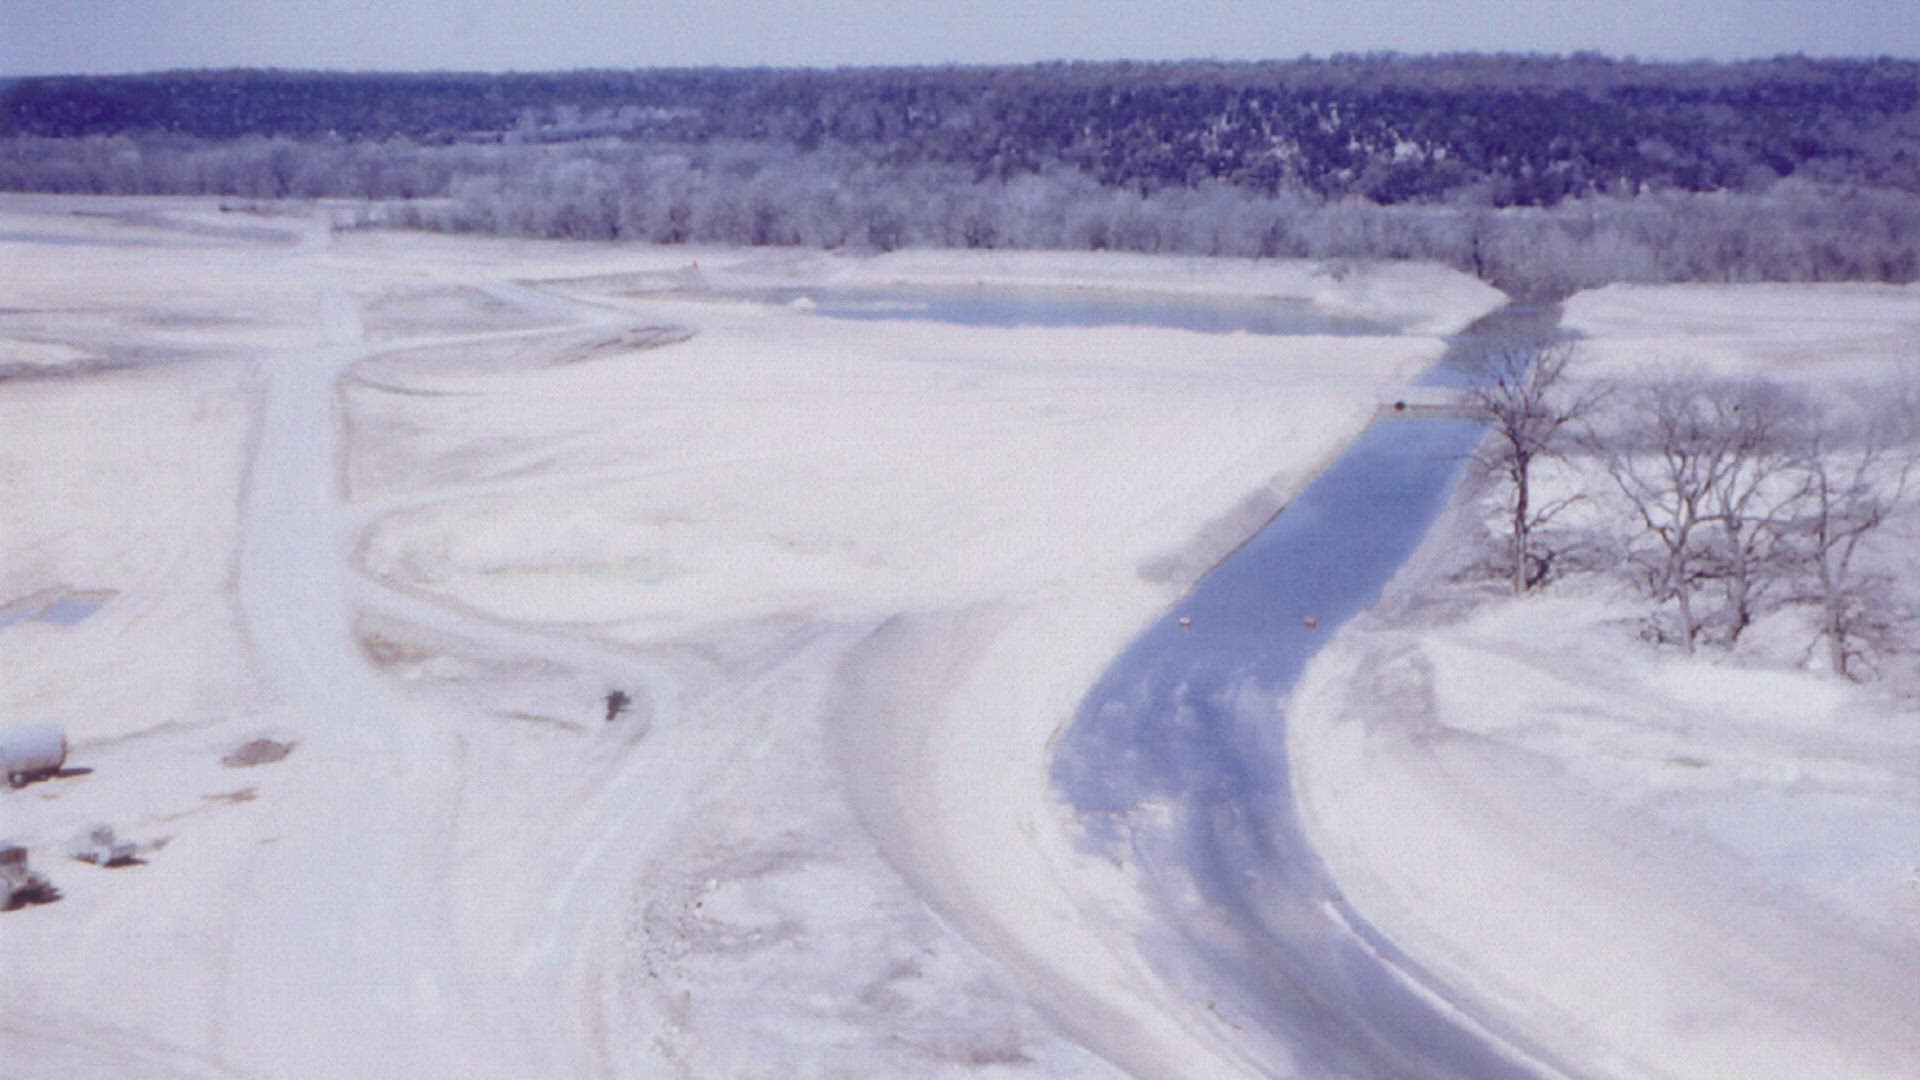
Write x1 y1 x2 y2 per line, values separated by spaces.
1048 301 1570 1078
751 285 1397 337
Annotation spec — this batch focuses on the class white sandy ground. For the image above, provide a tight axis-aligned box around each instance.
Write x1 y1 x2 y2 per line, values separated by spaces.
1291 282 1920 1079
0 193 1505 1079
1563 280 1920 384
11 192 1920 1080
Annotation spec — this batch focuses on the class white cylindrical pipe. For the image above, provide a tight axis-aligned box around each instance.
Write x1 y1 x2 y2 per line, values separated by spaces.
1 723 67 784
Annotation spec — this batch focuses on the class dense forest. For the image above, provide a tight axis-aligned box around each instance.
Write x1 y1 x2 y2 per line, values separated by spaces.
4 56 1919 295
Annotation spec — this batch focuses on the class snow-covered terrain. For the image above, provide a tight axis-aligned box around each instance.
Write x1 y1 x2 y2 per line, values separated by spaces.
9 193 1911 1080
1291 282 1920 1079
0 194 1503 1078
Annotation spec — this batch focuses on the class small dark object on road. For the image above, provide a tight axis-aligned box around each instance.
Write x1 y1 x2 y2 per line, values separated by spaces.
605 689 632 722
223 737 295 768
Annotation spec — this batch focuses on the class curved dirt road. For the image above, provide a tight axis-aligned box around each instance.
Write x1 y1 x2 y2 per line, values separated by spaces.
220 225 705 1078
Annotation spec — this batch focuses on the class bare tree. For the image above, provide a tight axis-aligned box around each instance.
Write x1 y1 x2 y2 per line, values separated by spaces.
1465 340 1597 594
1596 376 1752 653
1784 389 1917 677
1698 379 1812 644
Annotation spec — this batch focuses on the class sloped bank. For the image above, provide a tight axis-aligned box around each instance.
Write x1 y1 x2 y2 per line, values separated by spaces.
1287 362 1920 1075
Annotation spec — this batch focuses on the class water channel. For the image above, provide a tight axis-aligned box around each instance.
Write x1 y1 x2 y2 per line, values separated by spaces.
1048 299 1569 1078
760 283 1567 1076
761 284 1566 1075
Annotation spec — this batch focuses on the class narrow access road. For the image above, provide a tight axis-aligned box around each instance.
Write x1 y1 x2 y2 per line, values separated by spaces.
222 223 705 1078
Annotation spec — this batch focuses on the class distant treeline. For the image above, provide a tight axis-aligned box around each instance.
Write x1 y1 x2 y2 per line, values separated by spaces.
4 56 1920 294
7 57 1919 204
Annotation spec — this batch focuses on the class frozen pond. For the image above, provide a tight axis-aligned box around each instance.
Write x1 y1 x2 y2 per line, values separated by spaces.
742 285 1398 336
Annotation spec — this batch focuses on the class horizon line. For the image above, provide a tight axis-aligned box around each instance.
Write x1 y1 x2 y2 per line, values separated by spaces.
6 49 1920 81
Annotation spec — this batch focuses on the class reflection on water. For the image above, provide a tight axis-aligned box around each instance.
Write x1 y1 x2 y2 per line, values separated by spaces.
1417 301 1566 388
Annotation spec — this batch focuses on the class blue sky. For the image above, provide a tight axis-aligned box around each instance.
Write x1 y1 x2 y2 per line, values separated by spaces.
4 0 1917 75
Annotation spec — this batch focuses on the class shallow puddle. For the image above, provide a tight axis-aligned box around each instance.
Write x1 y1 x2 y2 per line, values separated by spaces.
0 590 112 629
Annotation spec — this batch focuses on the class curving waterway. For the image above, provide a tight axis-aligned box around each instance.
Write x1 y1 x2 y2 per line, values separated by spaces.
770 283 1569 1075
1050 301 1575 1078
